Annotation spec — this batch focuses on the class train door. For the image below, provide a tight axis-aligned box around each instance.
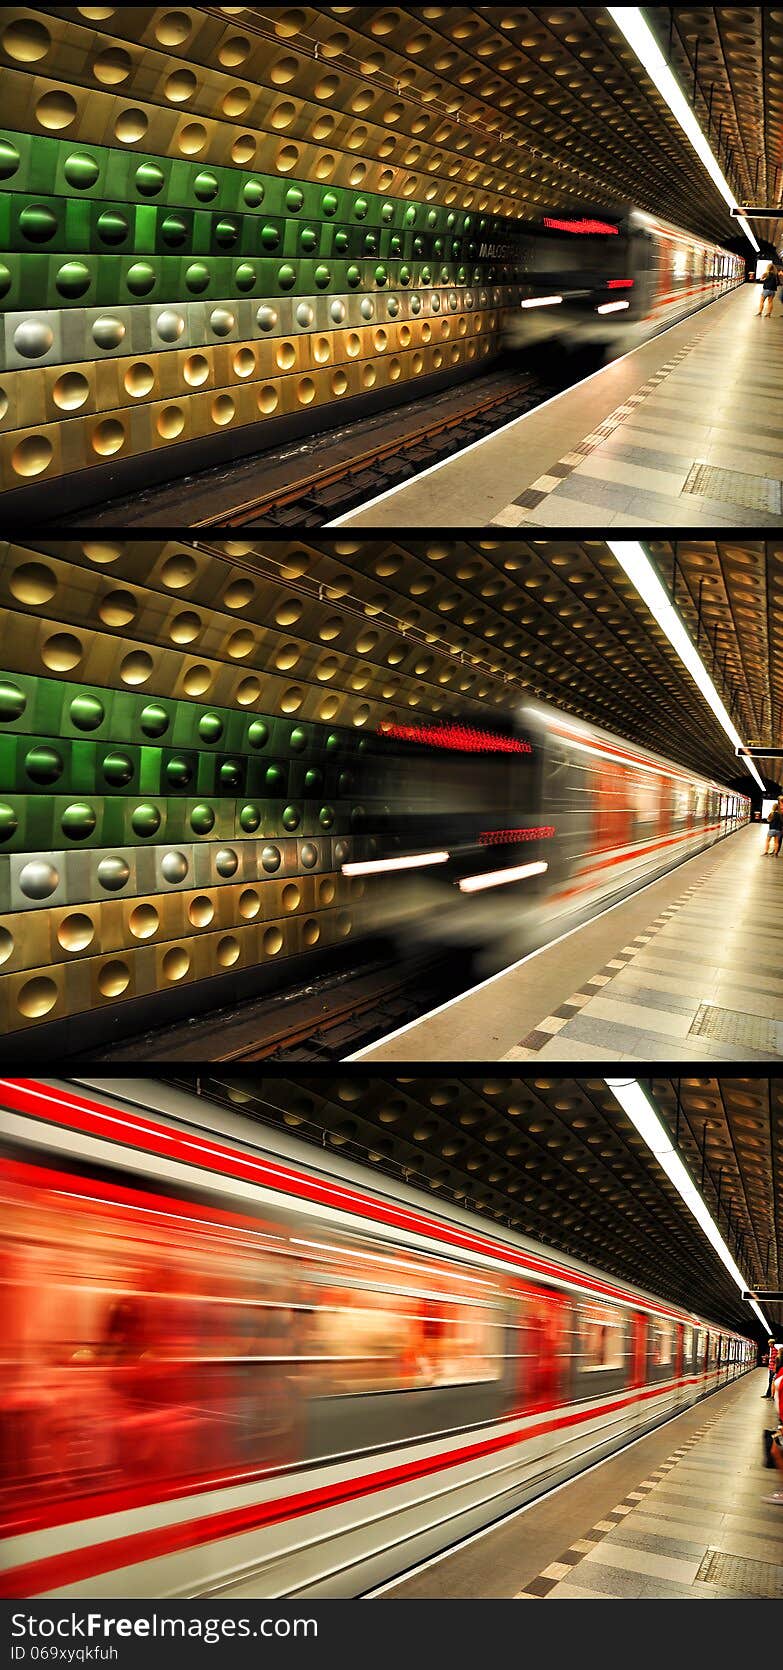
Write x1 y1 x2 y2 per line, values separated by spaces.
513 1283 570 1415
630 1311 647 1390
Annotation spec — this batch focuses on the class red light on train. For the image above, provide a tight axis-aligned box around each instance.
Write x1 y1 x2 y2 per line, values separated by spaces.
607 278 634 288
378 721 532 755
543 217 619 235
479 827 555 845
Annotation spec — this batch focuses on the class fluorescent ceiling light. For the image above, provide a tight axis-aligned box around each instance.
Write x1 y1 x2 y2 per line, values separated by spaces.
607 8 760 256
607 541 766 795
606 1078 771 1336
341 851 449 876
458 860 548 894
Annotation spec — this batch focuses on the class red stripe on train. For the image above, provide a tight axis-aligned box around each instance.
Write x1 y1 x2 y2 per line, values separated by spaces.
0 1373 711 1597
548 822 723 905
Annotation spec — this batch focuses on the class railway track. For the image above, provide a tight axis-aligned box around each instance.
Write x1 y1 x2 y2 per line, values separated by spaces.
75 949 458 1066
69 363 557 529
191 370 544 529
215 956 451 1062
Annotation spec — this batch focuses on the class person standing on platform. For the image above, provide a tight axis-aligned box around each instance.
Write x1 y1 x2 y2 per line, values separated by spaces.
757 261 780 318
763 1355 783 1503
762 802 783 856
764 1338 779 1396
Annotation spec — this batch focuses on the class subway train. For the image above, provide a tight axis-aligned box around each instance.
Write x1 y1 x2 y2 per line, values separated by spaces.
351 703 750 971
0 1078 755 1599
503 207 745 355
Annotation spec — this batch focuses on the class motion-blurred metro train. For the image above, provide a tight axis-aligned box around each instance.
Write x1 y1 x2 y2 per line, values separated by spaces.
351 703 749 971
503 208 744 354
0 1079 754 1599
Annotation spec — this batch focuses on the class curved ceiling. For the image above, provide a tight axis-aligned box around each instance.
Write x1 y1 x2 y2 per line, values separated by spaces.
646 7 783 252
650 539 783 780
230 5 757 243
185 1071 782 1336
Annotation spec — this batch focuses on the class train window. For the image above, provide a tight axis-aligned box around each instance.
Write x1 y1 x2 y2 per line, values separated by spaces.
310 1286 504 1394
578 1302 625 1370
650 1319 674 1368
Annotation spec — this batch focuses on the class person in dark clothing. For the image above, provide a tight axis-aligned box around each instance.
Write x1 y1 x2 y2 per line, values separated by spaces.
763 1338 779 1396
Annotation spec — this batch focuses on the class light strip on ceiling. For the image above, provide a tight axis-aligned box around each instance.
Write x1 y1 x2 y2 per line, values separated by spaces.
607 541 766 794
606 1077 771 1336
606 7 760 255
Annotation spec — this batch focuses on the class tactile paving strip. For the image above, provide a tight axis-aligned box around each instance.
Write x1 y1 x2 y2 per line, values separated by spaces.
681 462 783 514
507 872 711 1056
696 1549 783 1598
498 333 706 520
688 1003 776 1051
515 1416 720 1599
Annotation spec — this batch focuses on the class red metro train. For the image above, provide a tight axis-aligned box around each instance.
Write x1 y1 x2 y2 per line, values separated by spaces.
0 1079 755 1600
357 702 750 971
503 207 745 354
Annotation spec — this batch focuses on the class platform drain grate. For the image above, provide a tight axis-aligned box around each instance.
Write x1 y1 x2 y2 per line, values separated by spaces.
688 1003 777 1050
681 462 783 513
696 1550 783 1597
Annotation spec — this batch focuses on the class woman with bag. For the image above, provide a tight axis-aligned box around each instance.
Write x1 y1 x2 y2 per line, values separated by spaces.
762 801 783 856
757 261 780 319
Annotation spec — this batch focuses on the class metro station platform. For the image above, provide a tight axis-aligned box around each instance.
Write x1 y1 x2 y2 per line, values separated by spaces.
355 823 783 1065
372 1369 780 1601
338 285 783 530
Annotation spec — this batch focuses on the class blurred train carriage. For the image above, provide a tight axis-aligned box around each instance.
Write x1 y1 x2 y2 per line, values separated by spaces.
349 702 748 971
502 207 744 355
0 1082 754 1598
